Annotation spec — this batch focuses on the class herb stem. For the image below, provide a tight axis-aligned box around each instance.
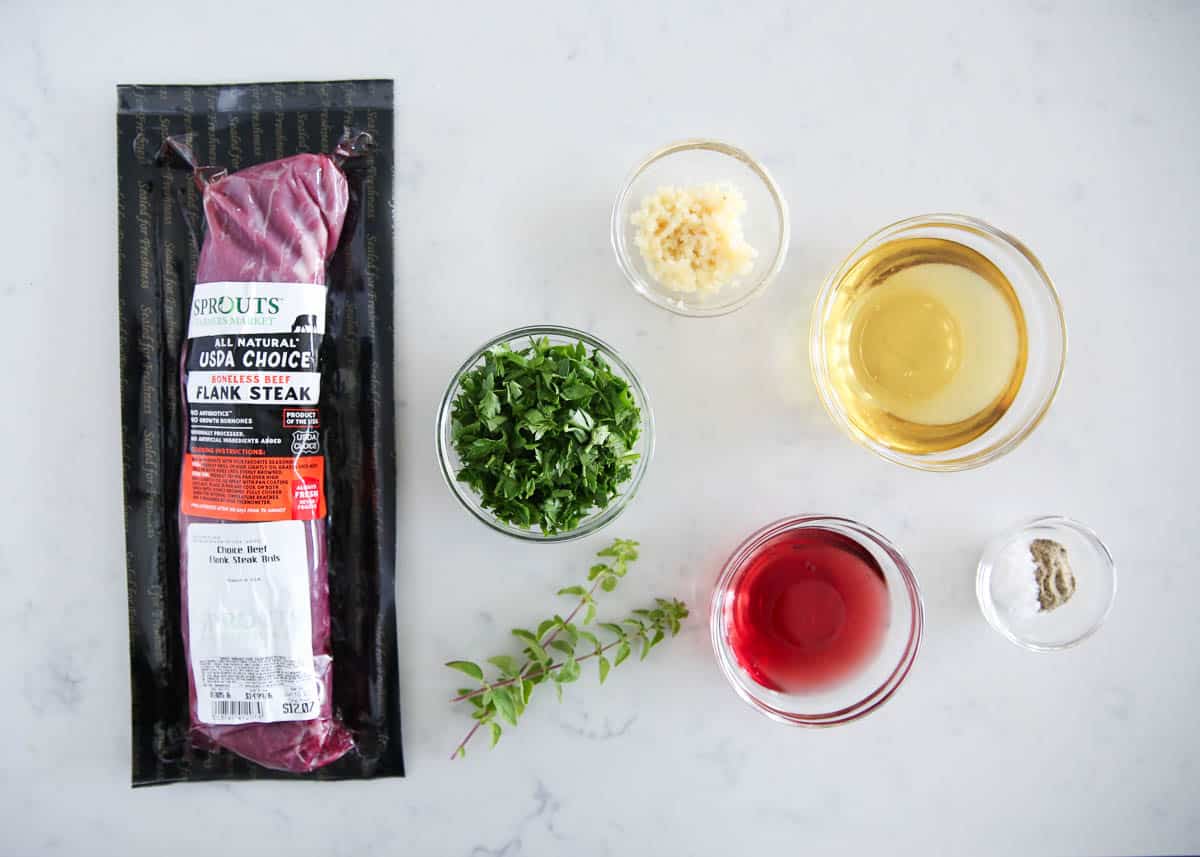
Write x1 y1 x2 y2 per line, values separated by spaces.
448 581 601 759
450 635 628 704
542 579 601 646
448 721 484 760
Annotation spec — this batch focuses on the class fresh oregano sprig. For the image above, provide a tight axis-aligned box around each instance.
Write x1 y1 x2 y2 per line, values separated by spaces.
446 538 688 759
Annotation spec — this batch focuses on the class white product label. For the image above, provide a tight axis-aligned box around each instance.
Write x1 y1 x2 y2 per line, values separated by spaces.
188 282 327 338
186 521 321 724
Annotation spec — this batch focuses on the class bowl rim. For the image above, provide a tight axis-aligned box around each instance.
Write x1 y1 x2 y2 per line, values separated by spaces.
610 138 791 318
975 515 1117 652
709 514 925 726
435 323 655 543
808 212 1068 471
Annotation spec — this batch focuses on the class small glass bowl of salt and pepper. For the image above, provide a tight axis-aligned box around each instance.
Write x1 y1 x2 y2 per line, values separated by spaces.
976 516 1116 652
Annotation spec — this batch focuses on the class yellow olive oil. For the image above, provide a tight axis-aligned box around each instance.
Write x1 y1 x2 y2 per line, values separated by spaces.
823 237 1027 454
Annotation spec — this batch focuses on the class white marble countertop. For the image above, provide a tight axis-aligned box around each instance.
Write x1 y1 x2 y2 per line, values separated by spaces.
4 1 1199 855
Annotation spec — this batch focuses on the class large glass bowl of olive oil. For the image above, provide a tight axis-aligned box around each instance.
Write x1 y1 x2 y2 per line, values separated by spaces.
810 214 1066 471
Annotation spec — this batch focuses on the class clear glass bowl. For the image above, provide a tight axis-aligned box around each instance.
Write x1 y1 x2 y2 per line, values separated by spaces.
611 139 790 317
436 324 654 542
810 214 1067 471
710 516 924 726
977 516 1116 652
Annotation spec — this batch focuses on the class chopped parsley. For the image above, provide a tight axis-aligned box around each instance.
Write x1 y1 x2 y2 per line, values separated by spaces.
450 337 643 534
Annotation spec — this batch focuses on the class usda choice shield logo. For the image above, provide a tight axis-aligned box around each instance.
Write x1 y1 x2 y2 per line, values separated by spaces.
291 428 320 455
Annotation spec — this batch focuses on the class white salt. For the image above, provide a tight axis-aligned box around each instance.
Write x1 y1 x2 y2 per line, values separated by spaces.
990 539 1041 619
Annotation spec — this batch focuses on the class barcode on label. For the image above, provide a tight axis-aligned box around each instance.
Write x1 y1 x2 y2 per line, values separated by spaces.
210 700 264 721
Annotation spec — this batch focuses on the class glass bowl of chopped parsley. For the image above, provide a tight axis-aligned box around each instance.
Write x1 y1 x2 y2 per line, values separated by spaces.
436 325 654 541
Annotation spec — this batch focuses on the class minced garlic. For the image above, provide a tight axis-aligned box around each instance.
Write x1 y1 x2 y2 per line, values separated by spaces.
630 184 757 294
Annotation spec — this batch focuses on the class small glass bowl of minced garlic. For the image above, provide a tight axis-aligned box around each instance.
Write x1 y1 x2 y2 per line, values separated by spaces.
611 139 789 317
976 516 1116 652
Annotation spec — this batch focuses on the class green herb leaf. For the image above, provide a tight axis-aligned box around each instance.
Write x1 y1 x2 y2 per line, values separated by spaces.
567 408 595 433
487 655 521 677
589 424 611 448
598 655 611 684
490 722 502 748
597 539 639 561
562 382 596 400
614 641 632 667
445 660 484 681
479 389 501 420
518 635 550 663
519 408 552 440
557 585 587 597
557 657 582 683
492 686 519 726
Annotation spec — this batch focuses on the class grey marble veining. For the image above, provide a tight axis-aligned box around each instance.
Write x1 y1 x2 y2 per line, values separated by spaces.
2 1 1199 855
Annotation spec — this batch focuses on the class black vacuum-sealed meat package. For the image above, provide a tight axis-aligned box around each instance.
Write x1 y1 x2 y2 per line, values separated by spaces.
117 80 403 785
179 151 355 772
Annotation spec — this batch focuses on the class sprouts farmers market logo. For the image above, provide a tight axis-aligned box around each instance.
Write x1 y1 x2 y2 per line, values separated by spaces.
190 293 282 331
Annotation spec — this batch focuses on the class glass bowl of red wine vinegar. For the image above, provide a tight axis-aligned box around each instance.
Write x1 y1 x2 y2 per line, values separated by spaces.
710 516 924 726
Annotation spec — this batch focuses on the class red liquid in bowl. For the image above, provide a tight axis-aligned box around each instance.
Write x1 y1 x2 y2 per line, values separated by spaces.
726 527 889 693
